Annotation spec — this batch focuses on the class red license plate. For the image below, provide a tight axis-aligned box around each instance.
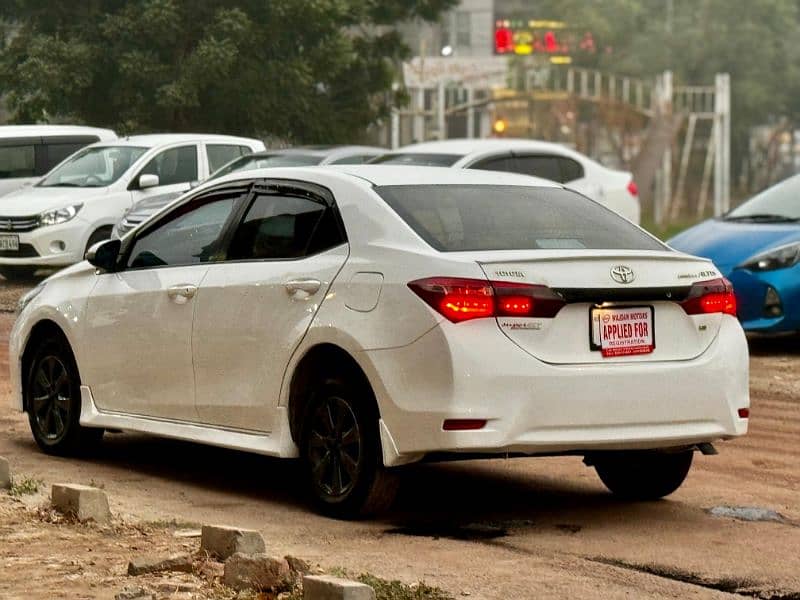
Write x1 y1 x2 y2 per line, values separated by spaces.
591 306 654 357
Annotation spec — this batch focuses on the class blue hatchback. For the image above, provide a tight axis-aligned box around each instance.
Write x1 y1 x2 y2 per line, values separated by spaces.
668 174 800 333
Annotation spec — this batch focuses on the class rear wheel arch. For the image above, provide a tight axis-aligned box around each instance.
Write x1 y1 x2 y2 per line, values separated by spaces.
287 343 379 445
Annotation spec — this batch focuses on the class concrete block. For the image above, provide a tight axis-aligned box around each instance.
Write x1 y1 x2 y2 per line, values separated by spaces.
51 483 111 523
223 552 292 591
303 575 376 600
200 524 265 560
127 553 193 576
0 456 10 490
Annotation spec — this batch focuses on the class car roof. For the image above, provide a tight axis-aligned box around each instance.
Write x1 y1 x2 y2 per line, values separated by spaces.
95 133 263 148
0 124 117 139
389 138 587 160
209 164 561 188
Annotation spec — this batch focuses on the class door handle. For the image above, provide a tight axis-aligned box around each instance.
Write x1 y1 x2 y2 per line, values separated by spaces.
167 284 197 303
284 278 321 297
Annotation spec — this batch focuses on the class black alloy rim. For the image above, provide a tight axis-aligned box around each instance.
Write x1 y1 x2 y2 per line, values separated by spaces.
31 355 72 441
308 396 362 499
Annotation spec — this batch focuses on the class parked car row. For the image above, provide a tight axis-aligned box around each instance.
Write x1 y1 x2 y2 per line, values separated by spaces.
0 126 642 280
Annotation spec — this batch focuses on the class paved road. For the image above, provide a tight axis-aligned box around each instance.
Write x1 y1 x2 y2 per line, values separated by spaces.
1 310 798 598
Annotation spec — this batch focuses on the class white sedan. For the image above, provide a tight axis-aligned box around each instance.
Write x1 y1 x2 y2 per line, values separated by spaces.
0 133 264 279
373 138 641 224
9 166 748 518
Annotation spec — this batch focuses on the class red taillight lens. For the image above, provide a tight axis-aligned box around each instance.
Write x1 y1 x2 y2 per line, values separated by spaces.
627 180 639 197
681 278 737 316
408 277 494 322
408 277 565 322
497 295 533 315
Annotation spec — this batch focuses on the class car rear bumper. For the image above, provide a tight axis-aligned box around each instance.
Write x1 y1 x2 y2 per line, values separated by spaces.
367 315 748 463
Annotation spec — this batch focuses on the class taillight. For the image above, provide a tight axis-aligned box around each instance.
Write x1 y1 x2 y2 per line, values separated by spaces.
681 278 737 316
627 180 639 197
408 277 565 323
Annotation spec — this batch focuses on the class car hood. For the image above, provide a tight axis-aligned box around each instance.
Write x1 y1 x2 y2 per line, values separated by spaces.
0 185 110 216
667 218 800 272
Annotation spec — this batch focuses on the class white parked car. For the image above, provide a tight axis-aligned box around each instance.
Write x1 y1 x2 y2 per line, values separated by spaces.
10 166 748 518
0 133 264 279
373 138 640 223
0 125 117 197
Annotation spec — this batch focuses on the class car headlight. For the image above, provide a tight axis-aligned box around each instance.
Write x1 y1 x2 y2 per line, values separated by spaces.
17 282 45 313
39 204 83 227
738 242 800 271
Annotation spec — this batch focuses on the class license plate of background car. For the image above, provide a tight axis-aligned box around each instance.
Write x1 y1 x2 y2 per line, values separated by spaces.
0 235 19 251
590 306 655 357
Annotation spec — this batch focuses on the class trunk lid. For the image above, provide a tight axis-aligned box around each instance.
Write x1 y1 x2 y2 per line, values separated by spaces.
473 249 725 364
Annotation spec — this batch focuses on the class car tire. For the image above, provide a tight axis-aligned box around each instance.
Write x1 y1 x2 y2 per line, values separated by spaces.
84 227 113 256
593 450 693 500
26 334 103 455
301 375 399 519
0 266 36 281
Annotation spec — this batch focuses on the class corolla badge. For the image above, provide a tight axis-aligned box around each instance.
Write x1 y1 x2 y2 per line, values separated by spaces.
610 265 636 284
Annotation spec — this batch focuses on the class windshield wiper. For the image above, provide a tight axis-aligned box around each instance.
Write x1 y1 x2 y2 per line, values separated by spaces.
723 213 800 223
40 182 82 188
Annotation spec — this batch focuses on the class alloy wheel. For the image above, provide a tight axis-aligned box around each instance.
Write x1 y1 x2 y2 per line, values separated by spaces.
308 396 362 500
31 355 73 442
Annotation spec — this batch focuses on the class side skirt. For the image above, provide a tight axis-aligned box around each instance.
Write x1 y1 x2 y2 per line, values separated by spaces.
78 386 299 458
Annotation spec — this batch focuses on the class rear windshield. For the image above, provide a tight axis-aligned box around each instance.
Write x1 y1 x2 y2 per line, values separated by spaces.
376 184 664 252
370 153 462 167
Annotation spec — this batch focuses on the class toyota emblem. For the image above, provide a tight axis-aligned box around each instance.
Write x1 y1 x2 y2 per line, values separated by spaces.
610 265 636 284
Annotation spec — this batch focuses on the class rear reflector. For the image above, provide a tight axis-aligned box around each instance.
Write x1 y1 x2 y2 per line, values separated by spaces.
408 277 566 323
627 180 639 197
680 278 737 317
443 419 487 431
738 408 750 419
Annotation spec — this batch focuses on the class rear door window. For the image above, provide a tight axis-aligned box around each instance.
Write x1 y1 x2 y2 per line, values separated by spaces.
513 155 562 182
376 184 664 252
207 144 251 173
558 157 584 182
469 155 516 172
227 192 344 260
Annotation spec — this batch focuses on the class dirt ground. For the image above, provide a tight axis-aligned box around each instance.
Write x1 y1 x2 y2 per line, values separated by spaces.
1 283 799 599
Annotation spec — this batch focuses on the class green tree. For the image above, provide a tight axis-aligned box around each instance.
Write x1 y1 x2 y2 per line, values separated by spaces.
0 0 455 141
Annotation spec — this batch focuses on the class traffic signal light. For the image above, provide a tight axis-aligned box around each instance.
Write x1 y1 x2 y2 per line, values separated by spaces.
493 117 508 136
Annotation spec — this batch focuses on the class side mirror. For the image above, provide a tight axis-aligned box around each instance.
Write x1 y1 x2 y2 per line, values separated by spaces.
86 239 121 272
138 174 159 189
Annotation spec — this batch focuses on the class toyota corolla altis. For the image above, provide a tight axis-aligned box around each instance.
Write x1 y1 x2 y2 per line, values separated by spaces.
9 166 749 518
